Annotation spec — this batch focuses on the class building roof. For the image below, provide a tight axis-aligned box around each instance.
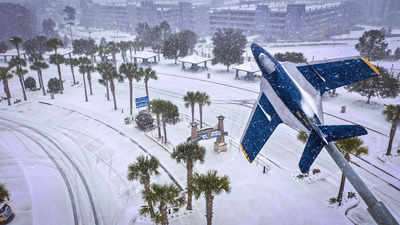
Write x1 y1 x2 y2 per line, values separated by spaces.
178 55 212 64
133 51 158 59
232 62 260 73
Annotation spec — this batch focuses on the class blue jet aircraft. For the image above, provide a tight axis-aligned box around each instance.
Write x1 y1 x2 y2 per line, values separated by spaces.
241 43 381 173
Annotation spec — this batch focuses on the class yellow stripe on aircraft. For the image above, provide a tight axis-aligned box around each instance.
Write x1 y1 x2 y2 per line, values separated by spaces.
361 57 380 75
240 144 252 163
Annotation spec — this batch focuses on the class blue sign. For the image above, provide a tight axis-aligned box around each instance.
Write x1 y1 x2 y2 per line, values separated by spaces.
136 96 149 108
201 131 222 140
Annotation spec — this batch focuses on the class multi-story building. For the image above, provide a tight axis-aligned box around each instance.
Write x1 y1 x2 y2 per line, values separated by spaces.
209 2 347 41
209 5 258 34
80 0 207 35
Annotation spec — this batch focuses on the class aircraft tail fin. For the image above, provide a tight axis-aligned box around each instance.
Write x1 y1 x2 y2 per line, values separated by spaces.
298 125 367 173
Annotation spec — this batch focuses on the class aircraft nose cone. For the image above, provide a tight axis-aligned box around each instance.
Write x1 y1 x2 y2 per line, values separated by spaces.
251 43 262 57
251 43 276 74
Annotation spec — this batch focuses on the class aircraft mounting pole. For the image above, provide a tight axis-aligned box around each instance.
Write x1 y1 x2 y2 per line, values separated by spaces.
325 142 399 225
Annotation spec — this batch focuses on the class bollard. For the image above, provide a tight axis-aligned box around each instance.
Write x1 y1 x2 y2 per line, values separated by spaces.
341 106 346 113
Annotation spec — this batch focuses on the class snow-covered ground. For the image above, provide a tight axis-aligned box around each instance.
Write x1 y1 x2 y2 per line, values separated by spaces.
0 26 400 225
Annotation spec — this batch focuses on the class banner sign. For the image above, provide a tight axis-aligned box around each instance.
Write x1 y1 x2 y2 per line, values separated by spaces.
201 130 222 140
135 96 149 108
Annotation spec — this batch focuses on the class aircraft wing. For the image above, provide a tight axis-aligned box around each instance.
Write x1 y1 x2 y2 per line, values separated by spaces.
296 57 380 94
240 92 282 162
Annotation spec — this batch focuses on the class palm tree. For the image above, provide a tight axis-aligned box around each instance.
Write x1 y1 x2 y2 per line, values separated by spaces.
9 36 27 101
127 41 134 62
143 67 158 110
172 142 205 210
141 183 185 225
0 66 13 105
193 170 231 225
150 99 164 139
97 60 122 110
47 38 65 93
105 41 119 71
30 61 49 96
0 183 9 203
9 36 23 57
196 92 211 128
335 137 368 206
65 56 79 85
119 63 141 115
383 104 400 156
97 45 108 62
119 41 130 63
98 73 110 101
184 92 198 124
78 57 91 102
9 59 28 99
128 155 160 219
86 63 95 95
161 100 178 143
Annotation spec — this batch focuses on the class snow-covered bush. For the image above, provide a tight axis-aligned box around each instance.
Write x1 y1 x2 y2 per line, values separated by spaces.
47 77 61 93
24 76 36 90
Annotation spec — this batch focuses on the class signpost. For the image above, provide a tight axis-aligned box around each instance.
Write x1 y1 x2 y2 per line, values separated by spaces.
135 96 149 108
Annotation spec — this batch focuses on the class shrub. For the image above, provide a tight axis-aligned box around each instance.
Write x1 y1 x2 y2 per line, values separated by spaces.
24 76 36 89
296 174 308 179
329 197 337 204
347 192 356 199
135 111 154 130
48 77 61 93
312 168 321 175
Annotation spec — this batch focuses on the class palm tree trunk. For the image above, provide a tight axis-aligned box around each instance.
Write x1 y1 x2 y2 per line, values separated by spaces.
39 70 46 96
69 53 76 84
71 65 76 84
18 73 27 101
337 172 346 206
157 114 161 139
199 105 203 129
161 204 168 225
87 71 93 95
191 104 195 123
162 116 167 143
145 81 151 111
206 194 214 225
3 79 11 106
57 64 63 93
36 71 42 89
129 80 133 115
105 80 110 101
386 122 397 155
82 73 88 102
16 46 26 101
337 153 350 206
187 161 193 210
144 179 156 219
112 54 117 72
110 78 117 110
